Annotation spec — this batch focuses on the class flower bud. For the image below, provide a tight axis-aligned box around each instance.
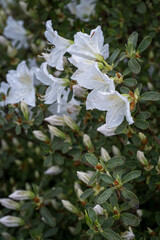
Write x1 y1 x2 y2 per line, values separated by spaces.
74 182 83 201
20 101 29 120
136 209 143 217
77 171 93 185
114 72 123 84
95 53 104 62
62 200 79 214
0 216 24 227
0 198 20 210
0 35 9 46
93 204 107 216
45 115 65 126
112 145 121 156
33 130 48 141
83 134 94 151
73 85 87 98
101 147 110 162
7 46 17 58
63 114 79 132
138 132 147 143
44 166 62 176
147 82 154 91
9 190 35 200
1 232 15 240
67 104 81 115
121 226 135 239
48 125 66 139
137 151 148 166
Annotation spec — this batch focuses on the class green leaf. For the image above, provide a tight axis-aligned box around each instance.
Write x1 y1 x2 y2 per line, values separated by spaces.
121 212 140 227
15 125 21 135
106 156 125 168
139 91 160 101
88 171 100 185
103 217 115 228
40 206 56 227
155 211 160 227
80 189 94 199
123 68 131 77
128 32 138 49
101 229 122 240
137 2 147 14
34 111 44 126
134 119 149 129
114 119 128 134
122 189 139 208
123 78 137 87
43 155 52 167
128 58 141 74
85 153 98 166
136 111 151 120
109 49 120 64
88 207 97 222
97 188 114 204
122 170 141 183
101 173 113 184
120 86 130 94
138 36 152 53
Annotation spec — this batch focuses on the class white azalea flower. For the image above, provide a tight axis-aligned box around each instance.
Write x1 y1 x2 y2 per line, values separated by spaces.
36 62 65 105
87 90 133 128
0 82 9 106
5 61 35 106
43 20 72 70
44 166 62 175
0 216 24 227
121 226 135 240
67 0 96 22
68 26 109 62
72 84 87 98
97 124 117 137
48 88 80 119
4 16 28 49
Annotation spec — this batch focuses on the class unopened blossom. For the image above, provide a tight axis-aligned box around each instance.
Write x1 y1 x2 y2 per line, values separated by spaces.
87 90 133 128
72 84 87 98
0 216 24 227
63 114 79 132
43 20 72 70
112 145 121 156
5 61 35 106
1 232 14 240
101 147 110 162
137 151 154 171
0 82 9 106
137 209 143 217
48 125 66 139
67 0 96 22
74 182 83 201
62 200 79 214
9 190 35 200
20 101 29 120
44 166 62 175
93 204 106 215
0 198 20 210
33 130 48 142
45 115 65 126
121 226 135 240
36 62 65 106
77 171 93 185
83 134 93 150
68 26 109 65
4 16 28 49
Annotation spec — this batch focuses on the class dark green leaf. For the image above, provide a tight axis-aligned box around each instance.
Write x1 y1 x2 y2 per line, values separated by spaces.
136 111 151 120
134 119 149 129
114 119 128 134
139 91 160 101
123 78 137 87
97 188 114 204
101 173 113 184
109 49 120 64
122 170 141 183
138 36 152 53
40 206 56 227
121 212 140 227
88 207 97 222
122 189 139 208
80 189 94 200
128 58 141 74
15 125 21 135
85 153 98 166
101 229 122 240
128 32 138 49
106 156 125 168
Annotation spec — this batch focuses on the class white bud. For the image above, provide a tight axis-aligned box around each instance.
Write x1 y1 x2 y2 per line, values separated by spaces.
1 232 14 240
20 101 29 120
0 35 9 46
44 166 62 175
101 147 110 162
147 82 154 90
136 209 143 217
77 171 93 185
112 145 121 156
9 190 35 200
63 114 79 132
62 200 79 214
93 204 106 215
12 137 19 146
7 46 17 58
48 125 66 139
45 115 65 126
137 151 148 165
50 199 60 210
33 130 48 141
0 216 24 227
68 226 78 235
121 226 135 239
73 85 87 98
74 182 83 201
83 134 93 150
67 104 81 115
0 198 20 210
138 132 147 141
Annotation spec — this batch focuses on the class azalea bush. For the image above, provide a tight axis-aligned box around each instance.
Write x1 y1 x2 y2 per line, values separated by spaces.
0 0 160 240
